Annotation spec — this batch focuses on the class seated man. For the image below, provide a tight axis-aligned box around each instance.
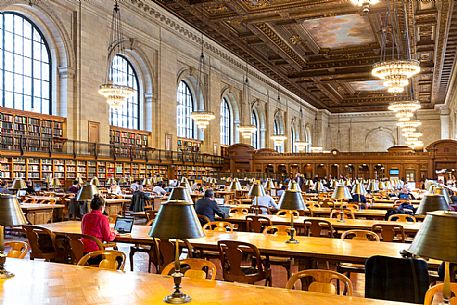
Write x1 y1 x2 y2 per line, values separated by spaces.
398 188 415 200
195 189 226 224
255 191 279 214
152 182 167 196
349 193 367 208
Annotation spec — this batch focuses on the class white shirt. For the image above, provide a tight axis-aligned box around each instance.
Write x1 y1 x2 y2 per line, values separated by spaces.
109 185 122 195
130 183 140 192
256 195 279 211
153 185 167 195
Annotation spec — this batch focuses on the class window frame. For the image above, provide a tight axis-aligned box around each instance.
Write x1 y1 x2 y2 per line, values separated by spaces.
176 80 195 139
251 109 259 149
220 97 231 146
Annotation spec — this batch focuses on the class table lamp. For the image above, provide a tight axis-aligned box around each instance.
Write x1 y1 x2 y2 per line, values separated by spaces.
11 178 26 197
142 177 152 187
408 211 457 304
179 181 192 196
106 177 116 186
76 175 84 185
351 182 367 210
313 181 325 194
90 176 100 187
367 180 379 193
248 182 266 216
50 177 62 191
76 184 99 213
169 186 193 204
415 194 449 215
180 177 190 186
0 194 28 278
331 184 352 222
229 178 242 191
329 179 337 189
118 177 128 185
149 200 204 304
277 181 307 243
264 178 275 191
44 174 53 188
434 187 452 205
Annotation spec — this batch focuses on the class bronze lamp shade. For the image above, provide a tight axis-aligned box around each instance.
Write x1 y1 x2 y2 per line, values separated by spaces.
106 177 116 185
352 183 367 196
75 176 84 184
76 184 99 201
248 183 266 197
11 178 26 190
264 179 275 190
168 186 193 204
278 181 306 244
434 187 452 205
142 178 152 186
367 180 379 192
415 194 449 215
229 179 242 191
313 181 325 193
149 200 204 303
408 211 457 303
90 177 100 187
331 184 352 200
118 177 128 184
44 175 53 185
179 181 192 196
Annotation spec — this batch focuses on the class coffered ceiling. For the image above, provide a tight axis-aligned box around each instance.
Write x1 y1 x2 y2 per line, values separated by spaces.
148 0 457 113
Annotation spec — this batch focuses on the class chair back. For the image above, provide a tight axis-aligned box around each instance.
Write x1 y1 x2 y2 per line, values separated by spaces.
249 205 270 215
321 199 335 208
226 199 242 206
203 221 235 232
245 215 272 233
393 199 411 207
330 208 355 220
22 225 59 260
303 219 334 237
77 250 126 271
161 258 217 280
286 269 353 296
230 207 249 215
197 214 211 225
371 224 405 242
4 241 29 259
342 203 359 211
387 214 416 223
276 210 299 217
365 255 429 303
341 229 380 241
263 225 291 237
156 239 193 273
424 283 457 305
145 210 158 222
217 239 270 285
64 233 105 264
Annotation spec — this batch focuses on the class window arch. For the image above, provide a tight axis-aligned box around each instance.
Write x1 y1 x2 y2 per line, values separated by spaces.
273 117 283 153
0 12 51 114
109 54 140 129
251 109 259 149
220 97 231 146
177 80 195 139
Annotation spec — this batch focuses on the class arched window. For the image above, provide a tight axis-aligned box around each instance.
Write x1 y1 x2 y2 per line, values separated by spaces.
0 12 51 114
177 80 195 139
109 55 140 129
291 127 297 153
273 117 283 153
251 109 259 149
220 97 231 146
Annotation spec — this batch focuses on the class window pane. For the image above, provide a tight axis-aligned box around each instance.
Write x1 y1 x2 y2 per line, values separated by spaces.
108 55 140 130
0 13 52 114
176 80 195 139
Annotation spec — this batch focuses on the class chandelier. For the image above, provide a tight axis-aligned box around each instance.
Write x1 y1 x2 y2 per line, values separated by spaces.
388 101 421 113
403 131 423 138
397 120 422 128
98 0 135 110
191 38 215 130
239 125 257 139
395 110 414 121
372 1 420 94
350 0 380 14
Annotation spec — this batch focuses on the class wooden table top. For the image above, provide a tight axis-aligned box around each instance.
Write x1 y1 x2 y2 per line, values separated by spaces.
103 198 130 204
20 203 65 211
225 213 422 233
2 259 414 305
41 221 411 264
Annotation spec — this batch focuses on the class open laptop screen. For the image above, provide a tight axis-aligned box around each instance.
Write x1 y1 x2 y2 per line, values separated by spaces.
114 216 134 234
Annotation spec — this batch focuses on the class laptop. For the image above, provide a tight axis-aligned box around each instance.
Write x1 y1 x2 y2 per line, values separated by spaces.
218 205 231 217
114 216 134 234
215 198 224 205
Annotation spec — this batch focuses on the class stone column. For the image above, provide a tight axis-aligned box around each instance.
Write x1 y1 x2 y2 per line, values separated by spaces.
438 105 450 139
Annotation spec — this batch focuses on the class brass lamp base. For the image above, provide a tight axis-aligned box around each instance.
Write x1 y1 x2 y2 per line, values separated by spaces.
164 292 191 304
0 253 14 279
285 227 299 244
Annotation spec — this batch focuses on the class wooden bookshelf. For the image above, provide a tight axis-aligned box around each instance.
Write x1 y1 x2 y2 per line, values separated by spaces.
0 107 66 152
109 126 150 158
177 138 202 152
172 165 216 181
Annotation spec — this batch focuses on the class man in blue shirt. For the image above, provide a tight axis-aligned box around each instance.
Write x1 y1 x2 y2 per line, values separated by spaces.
195 189 226 223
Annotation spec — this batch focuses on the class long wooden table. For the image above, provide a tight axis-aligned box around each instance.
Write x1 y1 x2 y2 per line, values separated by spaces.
2 259 414 305
41 221 413 265
225 213 422 234
20 203 65 224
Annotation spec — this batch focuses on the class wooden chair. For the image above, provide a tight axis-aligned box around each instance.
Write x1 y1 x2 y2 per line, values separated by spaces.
226 199 242 206
77 250 126 271
64 233 105 264
387 214 417 223
129 237 159 273
371 224 405 242
249 205 270 215
342 203 359 211
156 239 193 273
424 283 457 305
393 199 411 207
262 226 294 278
276 210 299 217
203 221 235 232
337 230 380 279
217 240 272 286
145 210 158 223
303 219 334 238
197 214 211 225
161 258 217 280
230 207 249 215
4 241 29 259
329 208 355 220
23 225 62 261
286 269 353 296
320 199 335 208
245 215 272 233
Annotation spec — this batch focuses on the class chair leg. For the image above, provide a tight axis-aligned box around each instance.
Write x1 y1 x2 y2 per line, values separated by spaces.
129 248 135 272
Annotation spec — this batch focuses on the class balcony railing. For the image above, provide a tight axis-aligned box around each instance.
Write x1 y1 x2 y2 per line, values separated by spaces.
1 135 225 166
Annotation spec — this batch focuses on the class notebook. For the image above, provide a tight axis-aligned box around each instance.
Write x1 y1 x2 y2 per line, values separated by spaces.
114 216 134 234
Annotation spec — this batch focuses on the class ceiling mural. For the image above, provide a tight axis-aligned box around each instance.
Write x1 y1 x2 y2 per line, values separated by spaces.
146 0 456 113
302 15 375 49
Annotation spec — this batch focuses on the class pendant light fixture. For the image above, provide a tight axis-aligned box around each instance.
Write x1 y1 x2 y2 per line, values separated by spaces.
372 0 420 94
350 0 380 14
270 89 287 148
98 0 135 110
238 63 257 139
190 36 215 129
